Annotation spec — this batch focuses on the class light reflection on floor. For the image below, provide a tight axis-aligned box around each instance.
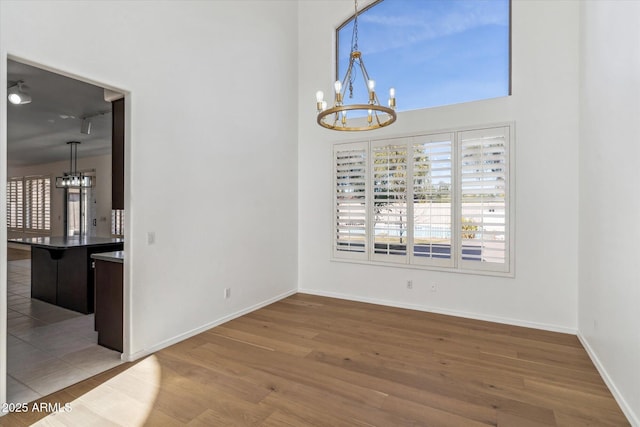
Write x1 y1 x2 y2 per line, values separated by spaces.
31 356 161 426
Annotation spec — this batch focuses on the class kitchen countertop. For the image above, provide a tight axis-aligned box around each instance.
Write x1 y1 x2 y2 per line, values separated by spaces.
9 236 124 249
91 251 124 264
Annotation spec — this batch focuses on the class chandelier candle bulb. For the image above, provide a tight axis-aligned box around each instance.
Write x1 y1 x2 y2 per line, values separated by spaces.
368 80 376 103
334 81 343 104
316 90 324 112
367 109 373 125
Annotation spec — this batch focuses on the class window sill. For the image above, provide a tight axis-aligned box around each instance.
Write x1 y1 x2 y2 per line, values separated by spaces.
330 257 515 278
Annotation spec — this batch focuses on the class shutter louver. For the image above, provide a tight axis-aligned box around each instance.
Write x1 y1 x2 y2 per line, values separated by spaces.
460 128 508 269
412 136 453 266
7 179 23 230
112 209 125 237
334 143 367 258
26 179 35 230
372 142 408 260
24 177 51 232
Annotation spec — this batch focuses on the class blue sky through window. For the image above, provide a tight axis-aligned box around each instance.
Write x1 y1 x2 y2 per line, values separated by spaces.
337 0 510 112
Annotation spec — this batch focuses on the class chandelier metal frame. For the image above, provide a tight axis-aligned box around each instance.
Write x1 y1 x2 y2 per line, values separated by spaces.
55 141 93 189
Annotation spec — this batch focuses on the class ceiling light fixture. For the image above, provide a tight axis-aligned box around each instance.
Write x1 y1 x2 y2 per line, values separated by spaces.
7 80 32 105
80 118 92 135
55 141 92 188
79 109 111 135
315 0 396 131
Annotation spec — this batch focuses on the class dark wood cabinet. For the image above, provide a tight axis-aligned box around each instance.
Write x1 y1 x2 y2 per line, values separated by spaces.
112 98 125 210
94 258 123 352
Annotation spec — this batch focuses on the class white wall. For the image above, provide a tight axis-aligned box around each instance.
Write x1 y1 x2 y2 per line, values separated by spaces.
298 0 580 331
0 0 299 391
8 154 112 238
578 2 640 423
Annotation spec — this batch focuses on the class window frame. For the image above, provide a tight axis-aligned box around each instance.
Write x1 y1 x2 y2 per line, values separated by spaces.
331 123 515 277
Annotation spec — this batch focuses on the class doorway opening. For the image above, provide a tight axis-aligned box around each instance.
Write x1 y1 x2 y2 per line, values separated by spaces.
6 58 126 403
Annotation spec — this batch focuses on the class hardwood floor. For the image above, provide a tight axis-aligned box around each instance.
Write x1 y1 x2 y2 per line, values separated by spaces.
1 294 629 426
7 248 30 261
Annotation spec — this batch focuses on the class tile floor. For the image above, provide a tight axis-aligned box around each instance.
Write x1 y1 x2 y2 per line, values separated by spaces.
7 258 123 404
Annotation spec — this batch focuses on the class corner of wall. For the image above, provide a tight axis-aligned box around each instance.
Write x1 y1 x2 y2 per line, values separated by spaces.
577 333 639 426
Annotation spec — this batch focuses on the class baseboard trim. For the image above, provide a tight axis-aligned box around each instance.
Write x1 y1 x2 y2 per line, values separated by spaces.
298 288 577 335
122 288 297 362
578 332 638 426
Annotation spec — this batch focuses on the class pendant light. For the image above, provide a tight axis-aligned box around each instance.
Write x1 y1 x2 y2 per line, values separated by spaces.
55 141 92 188
316 0 396 131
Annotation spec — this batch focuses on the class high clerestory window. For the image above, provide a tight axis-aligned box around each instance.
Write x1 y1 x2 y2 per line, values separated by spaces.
337 0 511 111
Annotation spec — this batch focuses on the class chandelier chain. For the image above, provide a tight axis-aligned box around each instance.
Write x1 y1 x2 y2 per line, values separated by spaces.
348 0 361 99
352 0 359 53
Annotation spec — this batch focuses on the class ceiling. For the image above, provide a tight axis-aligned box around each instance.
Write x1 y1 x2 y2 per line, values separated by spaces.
7 60 114 167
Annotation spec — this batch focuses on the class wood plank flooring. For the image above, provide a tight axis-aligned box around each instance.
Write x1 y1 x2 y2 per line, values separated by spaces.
7 248 30 261
1 294 629 426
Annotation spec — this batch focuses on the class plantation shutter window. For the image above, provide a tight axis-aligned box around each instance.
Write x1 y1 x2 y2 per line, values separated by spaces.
25 177 51 232
331 124 512 276
411 134 454 267
371 141 408 262
8 176 51 233
111 209 125 237
334 142 368 260
459 127 509 272
7 178 24 230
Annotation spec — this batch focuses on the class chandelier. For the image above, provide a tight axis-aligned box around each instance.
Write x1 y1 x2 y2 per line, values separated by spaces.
316 0 396 131
55 141 92 188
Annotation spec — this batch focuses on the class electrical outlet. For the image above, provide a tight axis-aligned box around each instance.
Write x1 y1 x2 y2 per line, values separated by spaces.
406 280 413 290
430 282 437 292
224 288 231 299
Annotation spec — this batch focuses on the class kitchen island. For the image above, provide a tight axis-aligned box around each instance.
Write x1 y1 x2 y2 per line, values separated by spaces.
10 236 124 314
